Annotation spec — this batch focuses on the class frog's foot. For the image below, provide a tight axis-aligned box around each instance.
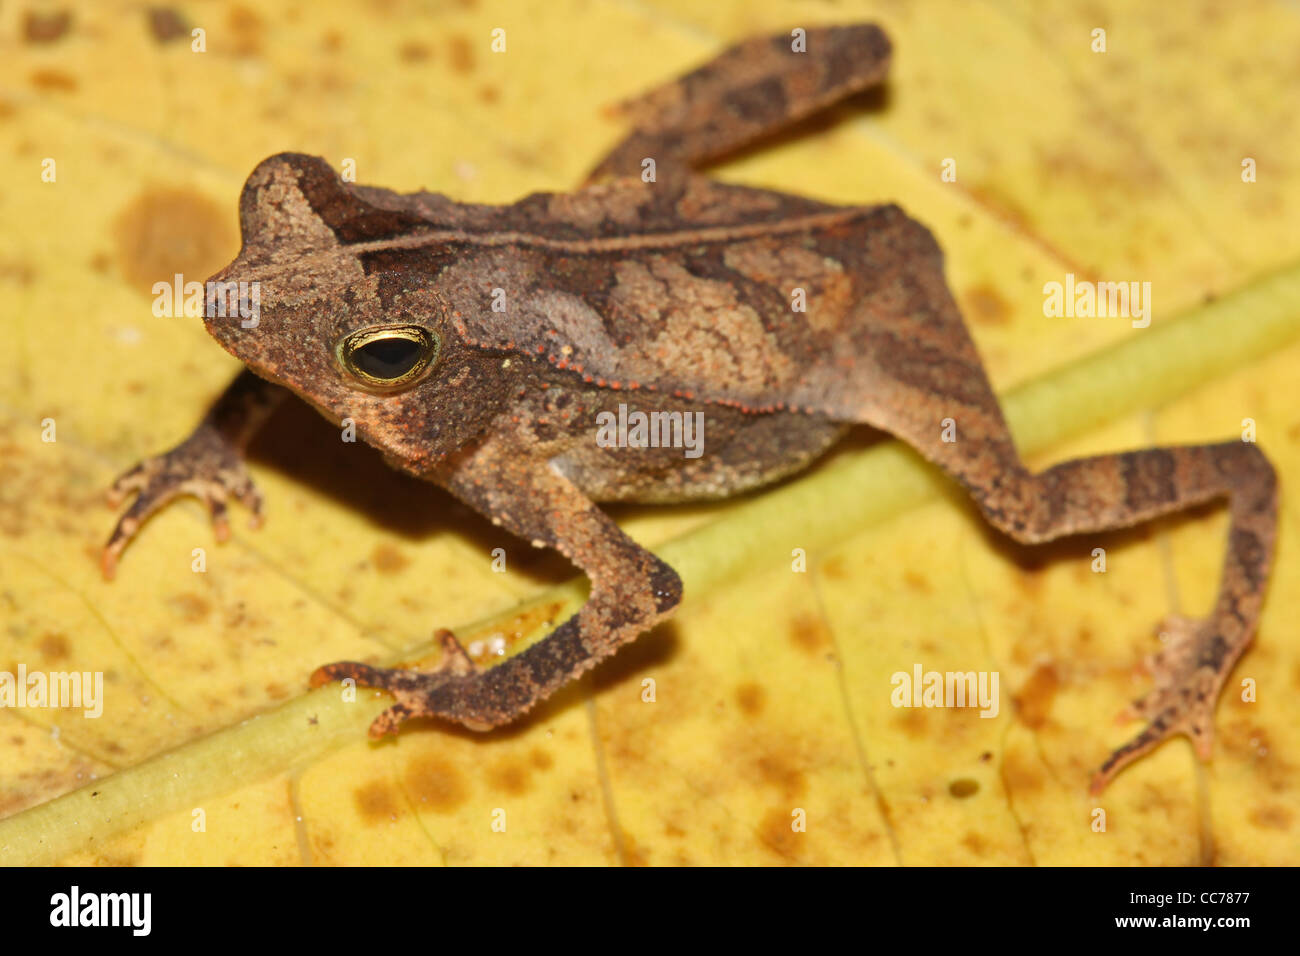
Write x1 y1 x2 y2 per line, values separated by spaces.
1090 614 1230 794
311 630 496 736
101 428 263 579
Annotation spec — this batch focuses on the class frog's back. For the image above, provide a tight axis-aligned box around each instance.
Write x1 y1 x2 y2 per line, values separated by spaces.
444 175 978 420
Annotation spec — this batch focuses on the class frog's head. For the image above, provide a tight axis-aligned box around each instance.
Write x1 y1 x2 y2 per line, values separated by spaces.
203 153 513 472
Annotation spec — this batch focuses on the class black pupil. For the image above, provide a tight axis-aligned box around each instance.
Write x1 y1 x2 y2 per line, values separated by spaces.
355 337 422 379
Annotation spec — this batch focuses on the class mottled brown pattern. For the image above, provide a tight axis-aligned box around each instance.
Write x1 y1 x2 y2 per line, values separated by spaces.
105 24 1278 794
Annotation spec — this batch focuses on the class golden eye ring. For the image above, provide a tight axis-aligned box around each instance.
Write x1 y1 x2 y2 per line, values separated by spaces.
336 325 440 390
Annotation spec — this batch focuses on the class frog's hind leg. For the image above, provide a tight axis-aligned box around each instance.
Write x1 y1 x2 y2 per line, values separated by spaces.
587 24 891 182
815 215 1278 793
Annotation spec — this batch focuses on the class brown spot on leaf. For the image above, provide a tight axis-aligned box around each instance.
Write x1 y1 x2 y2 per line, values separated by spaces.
112 186 236 298
961 831 987 855
964 283 1011 325
0 259 36 286
1014 662 1060 730
321 30 343 52
529 748 553 771
400 41 431 63
167 592 210 623
1000 750 1044 793
478 84 499 104
448 34 474 74
147 7 188 43
24 9 73 43
37 633 70 661
354 780 400 822
113 187 236 296
903 569 931 593
735 681 765 715
948 777 979 798
759 807 802 861
30 69 78 93
788 613 828 654
1218 721 1272 763
487 760 531 796
820 555 846 580
755 753 805 799
893 706 930 739
371 543 409 574
405 755 468 813
309 829 337 860
1249 803 1292 830
622 831 649 867
227 5 263 57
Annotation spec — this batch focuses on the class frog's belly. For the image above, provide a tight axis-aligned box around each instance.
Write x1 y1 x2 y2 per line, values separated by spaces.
549 407 848 504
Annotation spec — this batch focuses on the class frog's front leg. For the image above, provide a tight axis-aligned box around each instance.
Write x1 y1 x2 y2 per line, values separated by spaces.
102 368 285 578
312 430 683 735
587 23 891 182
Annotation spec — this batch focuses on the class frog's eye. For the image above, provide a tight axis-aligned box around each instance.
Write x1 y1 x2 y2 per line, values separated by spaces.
337 325 440 390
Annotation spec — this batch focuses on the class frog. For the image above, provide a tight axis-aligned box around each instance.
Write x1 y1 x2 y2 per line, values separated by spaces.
102 24 1277 794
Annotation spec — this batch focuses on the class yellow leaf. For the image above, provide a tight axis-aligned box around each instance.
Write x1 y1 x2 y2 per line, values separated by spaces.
2 0 1298 865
